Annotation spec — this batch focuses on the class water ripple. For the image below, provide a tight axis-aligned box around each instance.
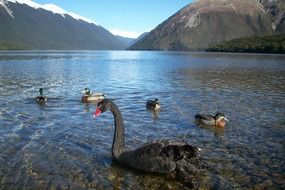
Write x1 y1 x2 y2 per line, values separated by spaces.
0 51 285 189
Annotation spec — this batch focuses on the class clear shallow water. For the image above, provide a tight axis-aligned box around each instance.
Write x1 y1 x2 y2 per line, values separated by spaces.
0 51 284 189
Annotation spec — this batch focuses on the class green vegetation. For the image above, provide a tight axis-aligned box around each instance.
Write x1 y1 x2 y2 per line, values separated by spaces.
207 34 285 53
0 41 30 50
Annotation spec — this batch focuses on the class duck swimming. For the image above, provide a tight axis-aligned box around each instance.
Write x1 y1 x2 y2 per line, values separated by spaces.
81 88 105 103
93 99 204 188
36 88 47 103
146 98 160 111
194 112 229 128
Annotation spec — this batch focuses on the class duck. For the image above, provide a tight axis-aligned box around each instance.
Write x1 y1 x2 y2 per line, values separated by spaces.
81 88 105 103
36 88 47 103
93 99 204 188
194 112 229 128
146 98 161 111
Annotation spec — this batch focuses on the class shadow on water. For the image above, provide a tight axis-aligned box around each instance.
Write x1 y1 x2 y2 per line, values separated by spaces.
196 124 226 137
146 109 160 122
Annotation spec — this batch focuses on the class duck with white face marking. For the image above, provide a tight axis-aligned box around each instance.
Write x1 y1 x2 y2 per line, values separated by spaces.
36 88 47 104
81 88 105 103
146 98 161 111
194 112 229 128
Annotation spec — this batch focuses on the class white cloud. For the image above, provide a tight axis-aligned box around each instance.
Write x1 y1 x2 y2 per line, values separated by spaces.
110 29 141 39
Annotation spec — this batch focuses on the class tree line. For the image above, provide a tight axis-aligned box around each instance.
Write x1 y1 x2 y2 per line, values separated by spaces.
207 34 285 54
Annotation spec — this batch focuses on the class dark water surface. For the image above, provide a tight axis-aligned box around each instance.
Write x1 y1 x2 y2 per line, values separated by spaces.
0 51 284 189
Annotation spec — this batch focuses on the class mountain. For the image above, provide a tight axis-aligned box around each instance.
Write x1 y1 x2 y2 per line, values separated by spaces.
130 32 148 46
0 0 126 50
129 0 285 51
260 0 285 33
116 32 149 49
116 35 135 48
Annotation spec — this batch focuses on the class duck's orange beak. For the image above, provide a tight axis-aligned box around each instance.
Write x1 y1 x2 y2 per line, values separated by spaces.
93 107 101 118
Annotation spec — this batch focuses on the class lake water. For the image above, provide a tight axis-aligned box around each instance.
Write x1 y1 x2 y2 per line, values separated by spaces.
0 51 284 189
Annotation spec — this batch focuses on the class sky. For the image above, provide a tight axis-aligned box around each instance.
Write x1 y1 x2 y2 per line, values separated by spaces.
32 0 194 38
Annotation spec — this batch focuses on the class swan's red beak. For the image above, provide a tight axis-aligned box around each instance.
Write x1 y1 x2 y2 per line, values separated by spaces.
93 107 101 118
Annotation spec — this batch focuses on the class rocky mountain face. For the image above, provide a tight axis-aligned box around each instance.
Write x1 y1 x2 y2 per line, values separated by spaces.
130 0 285 51
260 0 285 33
0 0 126 50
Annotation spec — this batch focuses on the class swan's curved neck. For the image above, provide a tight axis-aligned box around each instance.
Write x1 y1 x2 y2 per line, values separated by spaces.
110 102 125 159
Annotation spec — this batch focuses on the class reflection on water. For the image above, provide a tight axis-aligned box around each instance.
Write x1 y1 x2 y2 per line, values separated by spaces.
0 51 285 189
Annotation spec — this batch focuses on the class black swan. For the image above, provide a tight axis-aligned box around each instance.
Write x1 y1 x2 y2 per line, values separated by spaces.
146 98 160 111
36 88 47 103
81 88 105 103
195 112 228 127
93 99 205 187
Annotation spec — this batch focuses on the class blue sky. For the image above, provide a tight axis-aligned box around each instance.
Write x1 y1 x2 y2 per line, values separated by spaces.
33 0 194 38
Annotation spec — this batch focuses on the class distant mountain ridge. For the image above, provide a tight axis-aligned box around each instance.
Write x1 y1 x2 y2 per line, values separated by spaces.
116 35 135 48
129 0 285 51
0 0 126 50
